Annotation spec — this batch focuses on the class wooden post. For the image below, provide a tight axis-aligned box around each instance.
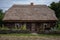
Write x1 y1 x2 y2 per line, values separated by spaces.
39 24 42 32
15 23 17 29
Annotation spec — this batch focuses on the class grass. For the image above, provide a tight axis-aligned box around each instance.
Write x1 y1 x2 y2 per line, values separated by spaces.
0 33 60 37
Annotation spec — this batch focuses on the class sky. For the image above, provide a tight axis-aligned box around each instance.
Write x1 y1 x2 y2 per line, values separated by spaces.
0 0 60 12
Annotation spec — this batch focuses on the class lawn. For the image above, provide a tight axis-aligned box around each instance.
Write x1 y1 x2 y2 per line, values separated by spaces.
0 33 60 37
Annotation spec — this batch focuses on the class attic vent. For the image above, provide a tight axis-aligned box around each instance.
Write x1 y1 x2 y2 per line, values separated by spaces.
31 3 33 6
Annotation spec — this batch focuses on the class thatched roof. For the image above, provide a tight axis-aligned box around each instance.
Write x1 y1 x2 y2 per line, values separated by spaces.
3 3 58 21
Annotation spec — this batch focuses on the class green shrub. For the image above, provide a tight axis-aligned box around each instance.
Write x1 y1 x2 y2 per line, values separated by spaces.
21 24 27 30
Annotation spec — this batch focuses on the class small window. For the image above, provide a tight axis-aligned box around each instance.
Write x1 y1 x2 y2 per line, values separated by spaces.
43 23 50 30
43 23 47 28
15 23 21 29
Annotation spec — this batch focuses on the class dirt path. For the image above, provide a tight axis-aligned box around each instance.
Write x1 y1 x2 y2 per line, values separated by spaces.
0 36 60 40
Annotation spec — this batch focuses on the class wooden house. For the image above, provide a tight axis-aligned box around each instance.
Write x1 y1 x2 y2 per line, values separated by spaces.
3 3 58 33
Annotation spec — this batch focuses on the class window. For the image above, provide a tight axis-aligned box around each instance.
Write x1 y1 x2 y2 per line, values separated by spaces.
43 23 50 30
43 23 47 28
15 23 21 29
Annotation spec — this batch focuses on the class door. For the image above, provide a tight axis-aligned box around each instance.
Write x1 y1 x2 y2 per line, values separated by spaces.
26 23 32 31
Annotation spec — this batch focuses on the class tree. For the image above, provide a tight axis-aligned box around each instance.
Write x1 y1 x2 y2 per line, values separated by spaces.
49 1 60 30
49 1 60 20
0 9 4 26
0 9 4 20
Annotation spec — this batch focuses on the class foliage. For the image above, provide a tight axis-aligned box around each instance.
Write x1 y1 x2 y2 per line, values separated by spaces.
0 30 30 34
49 1 60 30
0 9 4 20
49 1 60 19
21 24 27 30
0 9 4 26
